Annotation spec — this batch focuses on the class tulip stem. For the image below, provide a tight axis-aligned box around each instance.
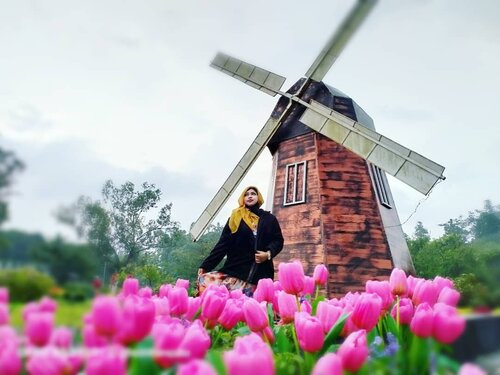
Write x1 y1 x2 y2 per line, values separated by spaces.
296 296 301 312
291 324 300 355
314 285 319 301
396 295 400 329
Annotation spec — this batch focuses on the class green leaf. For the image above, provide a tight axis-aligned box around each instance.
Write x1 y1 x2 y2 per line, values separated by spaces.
236 325 250 336
206 350 227 375
319 312 350 355
274 326 293 354
128 337 162 375
436 353 461 372
274 352 303 375
311 295 325 316
384 313 399 336
267 302 275 329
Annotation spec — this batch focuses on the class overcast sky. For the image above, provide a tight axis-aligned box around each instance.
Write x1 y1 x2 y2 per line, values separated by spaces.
1 0 499 240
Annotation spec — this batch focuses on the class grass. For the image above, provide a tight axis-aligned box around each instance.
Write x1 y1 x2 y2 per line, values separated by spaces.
9 299 92 330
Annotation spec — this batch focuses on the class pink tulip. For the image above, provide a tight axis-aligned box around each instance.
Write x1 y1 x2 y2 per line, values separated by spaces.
185 297 202 321
159 284 172 298
437 286 460 307
278 261 305 295
91 296 123 337
410 302 434 338
50 327 73 349
219 298 244 330
230 289 244 299
175 279 190 290
313 264 328 286
85 345 127 375
26 347 74 375
0 343 21 375
0 326 19 347
301 276 315 297
295 312 325 352
82 324 108 348
458 363 487 375
168 286 189 316
0 303 9 325
224 333 274 375
22 301 40 322
0 287 8 304
351 293 382 331
178 360 217 375
261 325 275 344
25 312 54 346
39 296 57 313
277 291 297 323
118 296 156 344
337 329 369 372
253 278 275 303
153 297 170 316
432 303 466 344
412 279 438 306
201 289 227 321
179 320 211 361
122 277 140 296
311 353 342 375
366 280 394 312
390 297 414 325
389 268 408 296
433 276 454 294
301 299 312 314
406 275 422 298
243 298 269 332
316 301 342 333
152 320 186 368
138 287 153 298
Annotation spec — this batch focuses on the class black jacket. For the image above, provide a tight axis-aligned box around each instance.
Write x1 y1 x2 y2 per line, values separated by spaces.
199 209 284 284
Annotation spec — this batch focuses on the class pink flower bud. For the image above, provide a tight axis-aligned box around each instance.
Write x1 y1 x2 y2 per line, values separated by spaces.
437 286 460 307
337 329 369 372
138 287 153 298
253 278 275 303
366 280 394 312
458 363 487 375
153 296 170 316
311 353 342 375
410 302 434 338
351 293 382 331
301 276 316 297
118 296 156 344
175 279 190 290
390 297 414 325
277 291 297 324
122 277 140 296
168 286 189 316
0 288 9 304
159 284 172 298
0 343 21 375
0 303 9 325
218 298 243 330
224 333 274 375
432 303 465 344
178 360 217 375
91 296 123 337
185 297 201 321
406 275 422 299
50 326 73 349
152 320 186 368
412 279 438 306
26 347 73 375
25 312 54 346
22 302 39 322
85 346 127 375
278 261 305 295
201 289 227 321
39 297 57 313
295 312 325 352
179 320 211 361
313 264 328 286
433 276 454 294
301 299 312 314
316 301 342 333
82 323 108 348
243 298 268 332
389 268 408 296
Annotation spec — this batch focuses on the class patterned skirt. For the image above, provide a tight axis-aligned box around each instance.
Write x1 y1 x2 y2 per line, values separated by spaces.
197 271 255 296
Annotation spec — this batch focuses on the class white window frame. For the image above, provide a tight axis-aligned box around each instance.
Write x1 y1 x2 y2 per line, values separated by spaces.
369 164 392 209
283 161 307 206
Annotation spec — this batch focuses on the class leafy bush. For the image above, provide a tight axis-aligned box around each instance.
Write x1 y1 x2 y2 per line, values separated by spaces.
63 281 95 302
0 267 55 302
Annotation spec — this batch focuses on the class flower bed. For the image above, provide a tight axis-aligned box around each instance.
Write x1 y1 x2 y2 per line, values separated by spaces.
0 263 487 374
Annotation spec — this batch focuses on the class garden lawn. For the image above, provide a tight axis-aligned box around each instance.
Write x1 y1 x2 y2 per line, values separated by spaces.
9 300 91 330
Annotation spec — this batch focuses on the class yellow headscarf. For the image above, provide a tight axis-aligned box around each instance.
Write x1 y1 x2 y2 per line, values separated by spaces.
228 186 264 233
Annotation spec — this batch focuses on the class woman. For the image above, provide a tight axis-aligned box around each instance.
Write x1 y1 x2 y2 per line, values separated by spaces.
197 186 284 295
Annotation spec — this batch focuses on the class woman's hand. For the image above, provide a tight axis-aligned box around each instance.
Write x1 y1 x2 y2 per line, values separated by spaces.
197 268 205 276
255 251 271 264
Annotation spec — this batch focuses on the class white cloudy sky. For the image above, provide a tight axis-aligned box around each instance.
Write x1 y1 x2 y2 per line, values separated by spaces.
1 0 499 240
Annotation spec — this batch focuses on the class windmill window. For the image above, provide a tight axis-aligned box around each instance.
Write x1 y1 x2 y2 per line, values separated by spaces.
370 164 392 209
284 161 307 206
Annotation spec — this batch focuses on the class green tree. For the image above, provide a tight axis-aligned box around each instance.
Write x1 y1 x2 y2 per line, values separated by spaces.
0 146 24 225
58 180 177 273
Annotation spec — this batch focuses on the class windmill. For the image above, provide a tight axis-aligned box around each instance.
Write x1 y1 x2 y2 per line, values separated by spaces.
190 0 445 296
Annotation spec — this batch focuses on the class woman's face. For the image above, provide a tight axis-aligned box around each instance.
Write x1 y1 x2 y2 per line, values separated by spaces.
244 188 259 207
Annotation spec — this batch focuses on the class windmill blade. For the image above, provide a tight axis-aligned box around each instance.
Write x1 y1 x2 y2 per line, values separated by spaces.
190 116 280 241
305 0 378 82
210 53 286 96
299 100 445 195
